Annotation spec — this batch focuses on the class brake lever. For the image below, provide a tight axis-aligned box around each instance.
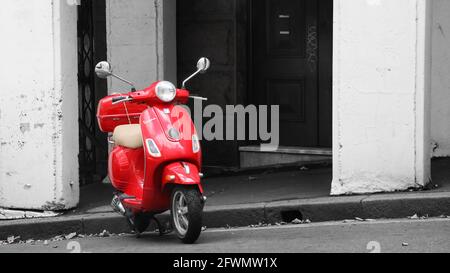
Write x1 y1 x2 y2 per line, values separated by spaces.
112 97 133 105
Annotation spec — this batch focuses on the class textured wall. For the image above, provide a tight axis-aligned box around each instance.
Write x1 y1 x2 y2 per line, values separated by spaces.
431 0 450 158
0 0 79 209
106 0 177 92
331 0 432 195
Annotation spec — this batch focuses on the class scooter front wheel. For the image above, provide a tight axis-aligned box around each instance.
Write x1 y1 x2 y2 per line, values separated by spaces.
170 186 204 244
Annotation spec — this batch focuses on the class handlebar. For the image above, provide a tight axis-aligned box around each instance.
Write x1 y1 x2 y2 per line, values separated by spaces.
112 96 132 104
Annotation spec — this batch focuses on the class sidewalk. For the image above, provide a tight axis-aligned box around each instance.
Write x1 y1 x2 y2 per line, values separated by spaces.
1 160 450 241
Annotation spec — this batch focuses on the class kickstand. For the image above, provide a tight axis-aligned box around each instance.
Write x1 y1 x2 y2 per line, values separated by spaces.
152 217 171 236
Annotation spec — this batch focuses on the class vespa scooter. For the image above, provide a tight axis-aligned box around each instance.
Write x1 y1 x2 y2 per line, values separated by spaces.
95 58 210 244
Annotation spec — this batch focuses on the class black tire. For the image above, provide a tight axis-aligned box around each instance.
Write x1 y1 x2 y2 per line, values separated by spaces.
170 186 204 244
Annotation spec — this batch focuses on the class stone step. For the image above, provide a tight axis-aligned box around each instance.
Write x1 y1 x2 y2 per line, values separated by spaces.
239 146 332 168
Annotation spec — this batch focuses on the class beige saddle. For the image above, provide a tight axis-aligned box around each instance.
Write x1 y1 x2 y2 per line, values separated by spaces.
113 124 143 149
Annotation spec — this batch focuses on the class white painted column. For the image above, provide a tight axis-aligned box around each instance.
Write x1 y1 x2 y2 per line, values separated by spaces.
332 0 432 195
106 0 177 92
0 0 79 209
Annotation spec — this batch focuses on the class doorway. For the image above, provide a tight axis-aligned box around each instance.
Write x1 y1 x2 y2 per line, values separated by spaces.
250 0 333 148
77 0 108 186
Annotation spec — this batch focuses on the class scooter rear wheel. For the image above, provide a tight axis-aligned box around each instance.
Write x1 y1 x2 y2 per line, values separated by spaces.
170 186 204 244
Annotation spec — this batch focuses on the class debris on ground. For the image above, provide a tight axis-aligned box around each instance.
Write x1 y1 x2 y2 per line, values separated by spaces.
99 230 111 237
65 232 77 240
7 236 20 244
43 240 49 245
408 214 419 220
355 217 365 222
291 218 311 225
300 166 309 171
51 235 64 242
202 226 208 231
0 209 61 220
402 242 409 247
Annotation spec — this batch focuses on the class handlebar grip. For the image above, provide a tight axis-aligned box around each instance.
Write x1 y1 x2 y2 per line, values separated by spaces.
112 96 127 103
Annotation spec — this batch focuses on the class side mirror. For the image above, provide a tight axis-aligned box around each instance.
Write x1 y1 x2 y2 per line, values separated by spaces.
95 61 113 79
197 57 211 74
182 57 211 89
95 61 137 91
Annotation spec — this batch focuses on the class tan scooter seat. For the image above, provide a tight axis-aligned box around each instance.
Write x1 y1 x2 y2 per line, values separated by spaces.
113 124 143 149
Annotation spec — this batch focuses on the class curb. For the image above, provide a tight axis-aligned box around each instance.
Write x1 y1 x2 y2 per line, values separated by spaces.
1 191 450 241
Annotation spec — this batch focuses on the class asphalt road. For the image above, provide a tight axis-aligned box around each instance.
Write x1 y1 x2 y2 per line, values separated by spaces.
1 218 449 253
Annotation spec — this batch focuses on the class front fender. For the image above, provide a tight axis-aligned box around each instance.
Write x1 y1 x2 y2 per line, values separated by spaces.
162 162 204 194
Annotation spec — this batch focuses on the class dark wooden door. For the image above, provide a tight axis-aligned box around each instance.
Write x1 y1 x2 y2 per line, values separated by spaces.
251 0 320 147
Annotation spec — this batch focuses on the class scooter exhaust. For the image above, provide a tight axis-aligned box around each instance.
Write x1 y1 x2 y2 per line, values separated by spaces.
111 194 126 215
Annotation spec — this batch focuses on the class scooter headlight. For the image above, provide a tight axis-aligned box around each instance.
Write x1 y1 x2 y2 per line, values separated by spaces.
155 81 176 103
192 134 200 153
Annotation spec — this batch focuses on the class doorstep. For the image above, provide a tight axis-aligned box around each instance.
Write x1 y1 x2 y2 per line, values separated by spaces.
239 146 332 168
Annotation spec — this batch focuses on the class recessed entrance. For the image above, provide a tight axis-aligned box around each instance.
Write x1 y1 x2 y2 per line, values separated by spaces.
250 0 333 149
242 0 333 168
176 0 333 169
77 0 108 186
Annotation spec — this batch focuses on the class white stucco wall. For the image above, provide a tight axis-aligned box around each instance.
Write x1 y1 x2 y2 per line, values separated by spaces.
431 0 450 158
0 0 79 209
106 0 177 93
332 0 432 195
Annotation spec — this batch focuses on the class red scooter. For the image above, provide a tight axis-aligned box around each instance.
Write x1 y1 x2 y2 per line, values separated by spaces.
95 58 210 244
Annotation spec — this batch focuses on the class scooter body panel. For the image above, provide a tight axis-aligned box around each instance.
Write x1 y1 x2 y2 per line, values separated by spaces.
162 162 204 194
108 147 145 201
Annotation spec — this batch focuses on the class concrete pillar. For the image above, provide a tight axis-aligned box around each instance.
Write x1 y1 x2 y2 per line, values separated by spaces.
106 0 177 92
0 0 79 209
332 0 432 195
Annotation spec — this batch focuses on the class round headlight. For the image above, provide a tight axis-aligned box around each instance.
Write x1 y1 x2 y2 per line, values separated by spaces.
155 81 176 103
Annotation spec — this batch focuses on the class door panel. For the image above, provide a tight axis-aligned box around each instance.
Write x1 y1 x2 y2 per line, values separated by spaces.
252 0 319 147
